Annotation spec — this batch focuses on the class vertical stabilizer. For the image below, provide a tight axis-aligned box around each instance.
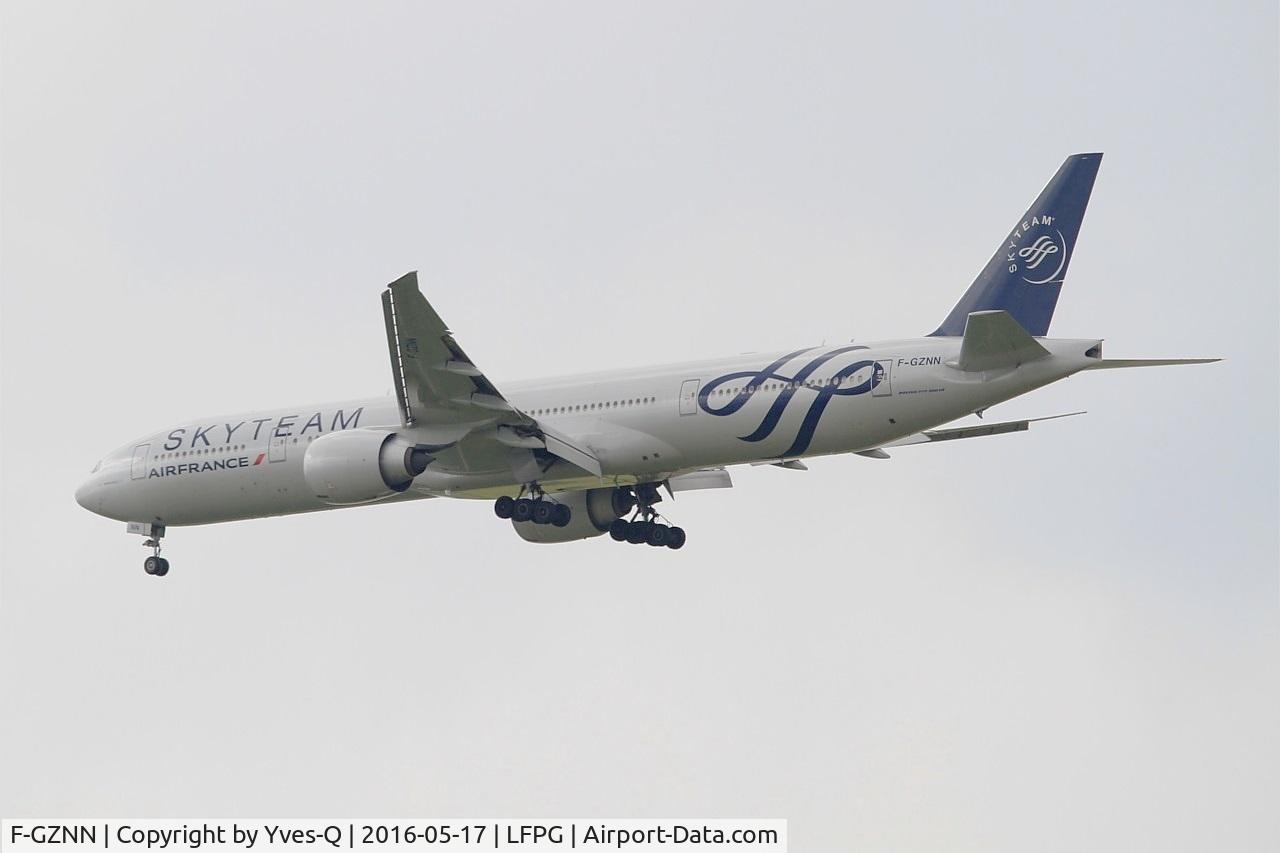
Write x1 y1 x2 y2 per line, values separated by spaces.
931 153 1102 337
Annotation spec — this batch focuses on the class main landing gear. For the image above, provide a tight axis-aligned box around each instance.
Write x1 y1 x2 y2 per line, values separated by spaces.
493 490 572 528
494 482 688 549
608 516 686 549
607 483 686 550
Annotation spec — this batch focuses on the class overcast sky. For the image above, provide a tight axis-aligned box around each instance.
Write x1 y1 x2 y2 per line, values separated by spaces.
2 2 1276 850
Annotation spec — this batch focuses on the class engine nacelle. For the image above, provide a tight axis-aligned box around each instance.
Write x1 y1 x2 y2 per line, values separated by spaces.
303 429 430 505
512 488 635 543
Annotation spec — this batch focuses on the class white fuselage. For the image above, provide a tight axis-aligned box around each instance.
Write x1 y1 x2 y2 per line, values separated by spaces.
75 336 1100 527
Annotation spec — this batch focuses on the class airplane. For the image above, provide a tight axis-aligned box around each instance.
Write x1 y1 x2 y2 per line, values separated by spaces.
75 153 1218 576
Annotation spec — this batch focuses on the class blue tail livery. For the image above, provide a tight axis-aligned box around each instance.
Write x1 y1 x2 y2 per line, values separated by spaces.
932 153 1103 337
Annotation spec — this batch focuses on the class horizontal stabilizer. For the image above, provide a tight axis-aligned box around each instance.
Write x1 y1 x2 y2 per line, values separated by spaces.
880 411 1085 448
1082 358 1220 370
955 310 1051 372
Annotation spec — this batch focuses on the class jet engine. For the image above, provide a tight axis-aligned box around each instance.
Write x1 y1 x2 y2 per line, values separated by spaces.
513 488 635 543
302 430 430 505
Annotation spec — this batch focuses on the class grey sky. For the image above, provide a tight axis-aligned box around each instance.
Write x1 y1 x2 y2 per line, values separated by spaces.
2 2 1276 850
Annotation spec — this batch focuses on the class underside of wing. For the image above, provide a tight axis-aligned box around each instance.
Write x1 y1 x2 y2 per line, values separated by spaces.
381 272 602 477
382 272 522 430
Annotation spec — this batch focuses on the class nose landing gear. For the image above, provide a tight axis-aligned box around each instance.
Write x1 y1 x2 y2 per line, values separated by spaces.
127 522 170 577
141 538 169 577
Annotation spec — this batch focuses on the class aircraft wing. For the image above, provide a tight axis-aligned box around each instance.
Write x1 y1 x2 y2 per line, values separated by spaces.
381 271 602 475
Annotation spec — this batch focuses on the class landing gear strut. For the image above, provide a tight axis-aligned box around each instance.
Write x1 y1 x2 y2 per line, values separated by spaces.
137 527 170 577
493 486 571 528
607 484 686 550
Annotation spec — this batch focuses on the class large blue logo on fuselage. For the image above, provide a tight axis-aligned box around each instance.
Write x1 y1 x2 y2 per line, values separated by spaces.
698 346 884 458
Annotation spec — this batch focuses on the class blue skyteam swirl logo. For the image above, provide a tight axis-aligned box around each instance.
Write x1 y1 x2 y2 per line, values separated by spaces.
1018 235 1059 270
698 346 884 458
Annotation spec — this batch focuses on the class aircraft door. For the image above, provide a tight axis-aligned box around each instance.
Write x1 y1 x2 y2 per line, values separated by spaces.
130 444 150 480
268 432 288 462
679 379 700 415
872 361 892 397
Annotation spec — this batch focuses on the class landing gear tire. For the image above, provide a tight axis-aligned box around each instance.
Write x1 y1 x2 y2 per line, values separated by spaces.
626 521 650 545
137 529 169 575
532 500 555 526
552 504 572 527
512 498 534 523
494 496 515 519
609 519 630 541
646 524 670 547
666 527 687 550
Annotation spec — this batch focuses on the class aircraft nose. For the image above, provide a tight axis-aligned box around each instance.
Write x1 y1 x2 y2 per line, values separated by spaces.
75 473 109 514
75 478 95 511
75 461 135 520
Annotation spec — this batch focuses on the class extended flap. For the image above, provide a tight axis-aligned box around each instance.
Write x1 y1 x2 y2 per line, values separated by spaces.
667 468 733 492
539 423 603 477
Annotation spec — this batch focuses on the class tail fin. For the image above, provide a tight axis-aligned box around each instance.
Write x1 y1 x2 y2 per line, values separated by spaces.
931 153 1103 337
